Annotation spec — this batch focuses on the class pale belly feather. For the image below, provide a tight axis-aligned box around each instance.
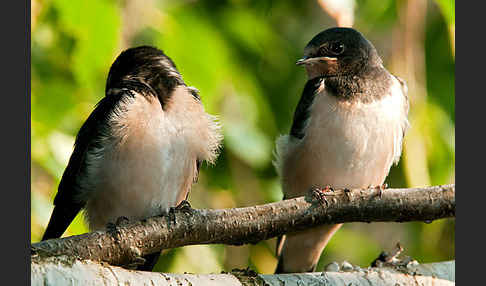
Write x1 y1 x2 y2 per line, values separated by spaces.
281 83 406 198
84 88 210 230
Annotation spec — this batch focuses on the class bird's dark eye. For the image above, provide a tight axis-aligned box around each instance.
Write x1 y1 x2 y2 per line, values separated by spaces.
329 43 345 55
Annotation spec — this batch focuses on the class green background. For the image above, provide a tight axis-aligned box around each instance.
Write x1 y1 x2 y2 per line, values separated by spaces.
31 0 455 273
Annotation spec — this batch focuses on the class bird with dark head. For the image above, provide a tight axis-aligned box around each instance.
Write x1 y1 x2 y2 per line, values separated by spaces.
297 27 382 79
105 46 184 103
274 27 409 273
41 46 222 271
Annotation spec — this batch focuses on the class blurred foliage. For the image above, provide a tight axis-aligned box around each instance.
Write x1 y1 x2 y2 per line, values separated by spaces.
31 0 455 274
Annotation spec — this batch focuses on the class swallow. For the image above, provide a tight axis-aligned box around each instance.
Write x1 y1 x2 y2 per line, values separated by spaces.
41 46 223 271
273 27 409 273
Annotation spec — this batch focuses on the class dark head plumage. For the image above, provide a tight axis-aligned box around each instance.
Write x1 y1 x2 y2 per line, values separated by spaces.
297 27 382 78
105 46 185 101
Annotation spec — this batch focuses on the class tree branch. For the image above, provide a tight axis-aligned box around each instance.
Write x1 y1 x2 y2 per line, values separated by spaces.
31 184 454 267
32 256 455 286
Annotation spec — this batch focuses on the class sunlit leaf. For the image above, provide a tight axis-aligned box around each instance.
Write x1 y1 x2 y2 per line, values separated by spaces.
51 0 121 93
435 0 455 25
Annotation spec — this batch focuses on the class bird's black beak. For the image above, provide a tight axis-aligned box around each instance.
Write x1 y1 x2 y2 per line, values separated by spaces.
296 56 338 66
296 56 309 65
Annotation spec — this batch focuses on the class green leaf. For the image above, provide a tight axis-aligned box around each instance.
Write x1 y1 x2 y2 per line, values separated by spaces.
435 0 455 26
51 0 121 92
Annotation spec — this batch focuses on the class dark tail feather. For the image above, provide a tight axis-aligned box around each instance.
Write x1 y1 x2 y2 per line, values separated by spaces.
275 254 317 274
137 252 161 271
275 256 285 274
274 234 286 273
41 205 82 241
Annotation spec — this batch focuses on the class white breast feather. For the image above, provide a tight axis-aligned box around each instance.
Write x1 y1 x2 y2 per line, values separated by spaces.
83 87 222 230
274 77 408 198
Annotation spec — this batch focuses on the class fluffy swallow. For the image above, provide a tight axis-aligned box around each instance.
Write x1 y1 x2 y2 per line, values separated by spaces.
42 46 222 271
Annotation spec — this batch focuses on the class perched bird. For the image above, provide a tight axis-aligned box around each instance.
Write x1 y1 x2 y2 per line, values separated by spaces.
41 46 222 271
273 27 409 273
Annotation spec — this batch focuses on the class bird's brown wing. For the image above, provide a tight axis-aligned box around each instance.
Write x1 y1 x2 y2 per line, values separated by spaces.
393 75 409 115
289 77 324 139
276 78 323 261
391 75 410 164
42 91 132 240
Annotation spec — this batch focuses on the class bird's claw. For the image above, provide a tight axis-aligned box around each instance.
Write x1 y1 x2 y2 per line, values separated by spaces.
343 188 352 201
167 200 193 226
107 216 130 232
309 186 334 207
115 216 130 226
106 216 130 241
168 207 177 226
126 256 147 270
175 200 192 212
372 183 387 198
106 222 117 232
322 185 334 192
370 242 417 269
106 221 123 242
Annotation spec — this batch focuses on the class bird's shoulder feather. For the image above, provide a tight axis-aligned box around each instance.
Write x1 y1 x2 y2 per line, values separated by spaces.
390 74 410 164
392 75 409 117
53 90 135 207
289 77 324 139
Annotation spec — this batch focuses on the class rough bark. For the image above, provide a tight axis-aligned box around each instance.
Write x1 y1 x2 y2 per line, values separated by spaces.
31 184 454 268
31 255 455 286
